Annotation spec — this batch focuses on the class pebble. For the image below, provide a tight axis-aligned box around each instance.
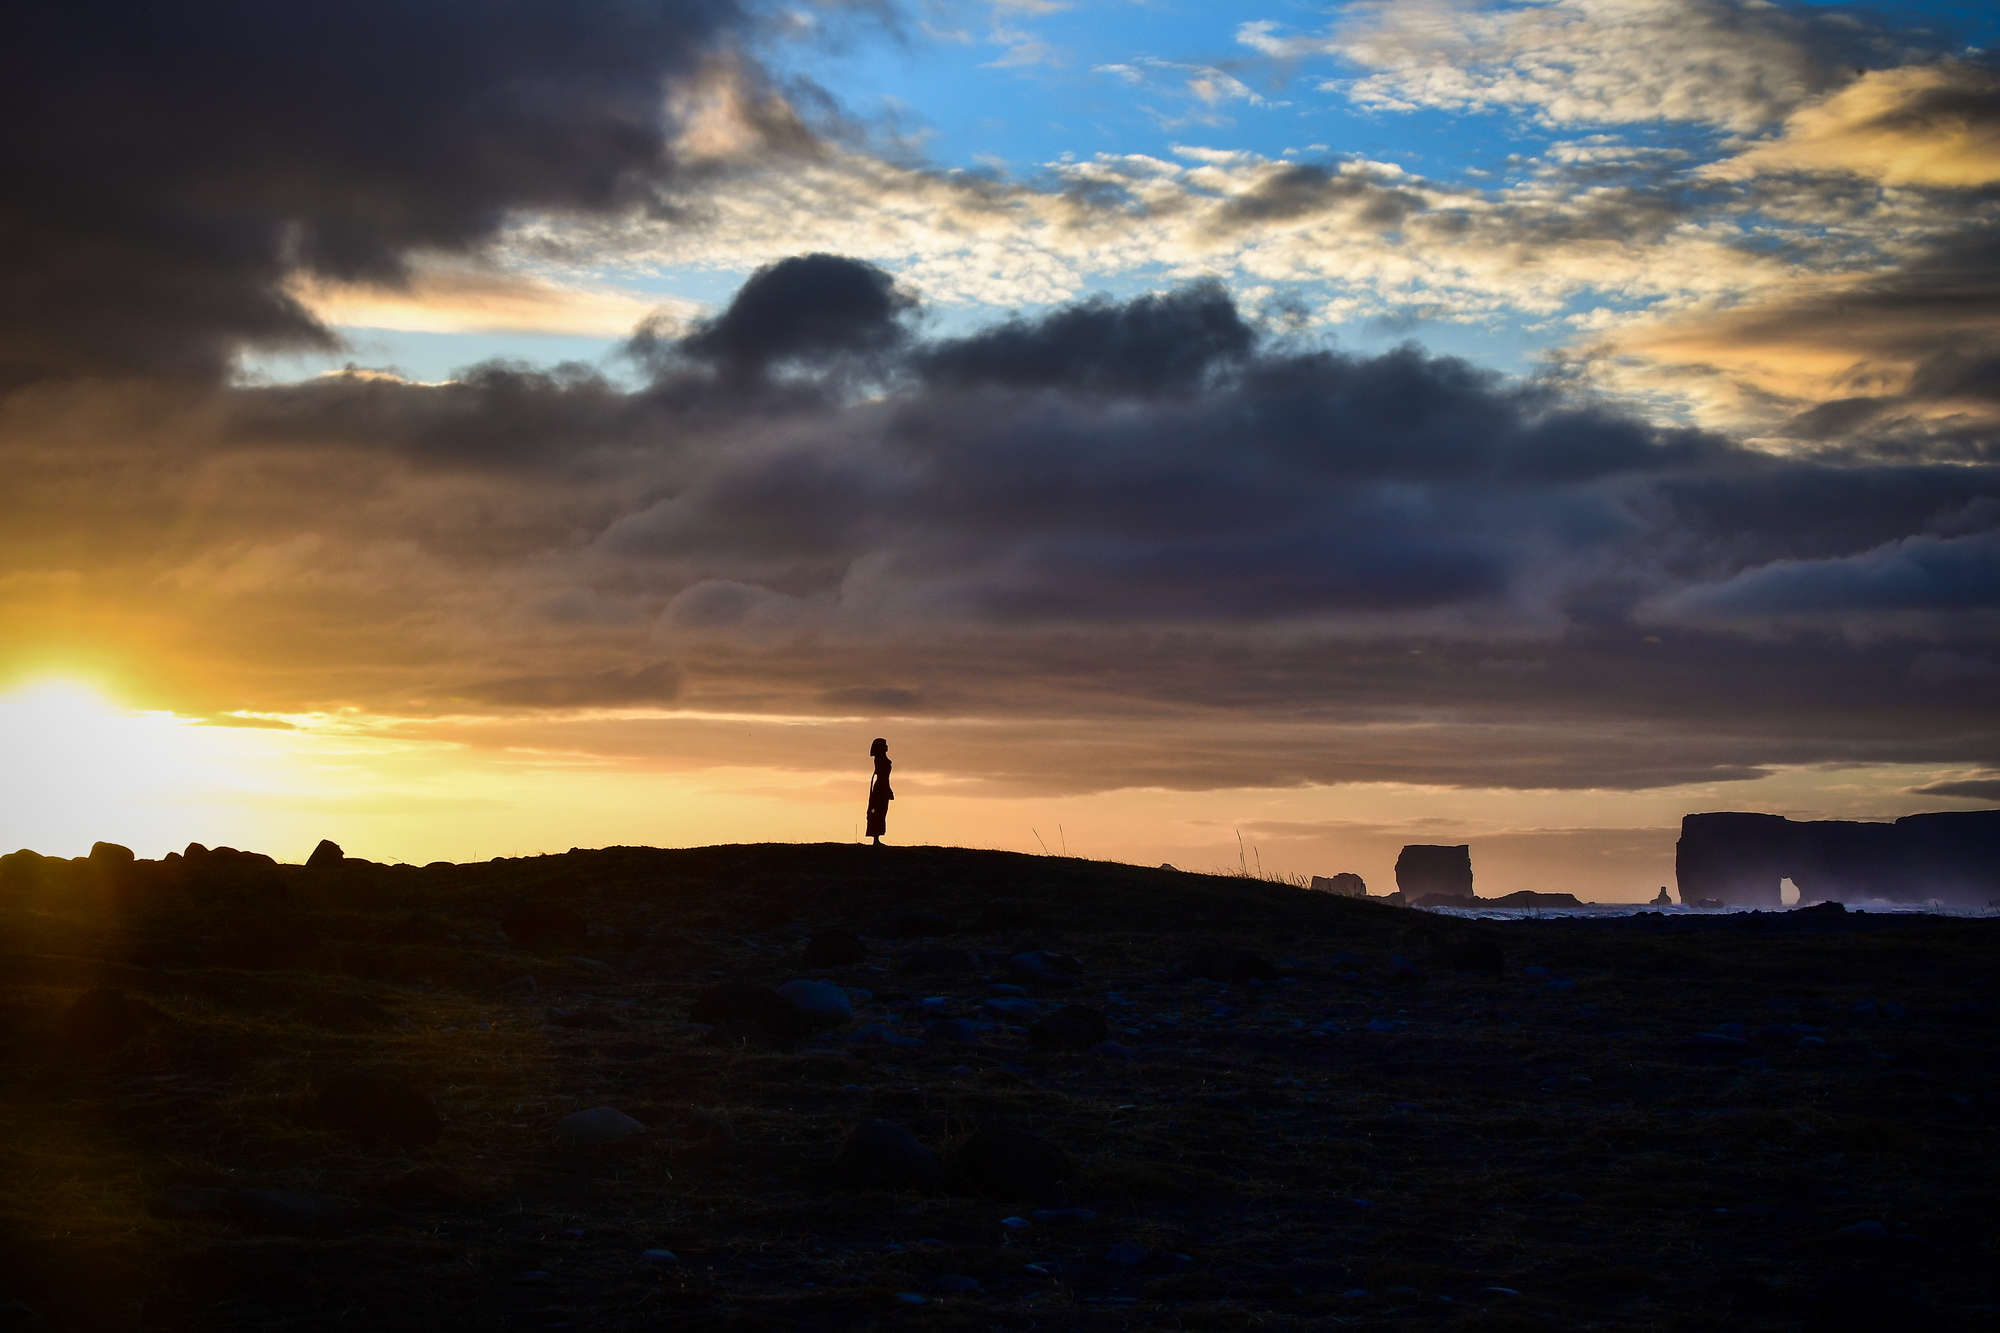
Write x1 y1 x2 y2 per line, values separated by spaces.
987 983 1028 997
1000 1216 1031 1229
556 1107 647 1145
639 1249 677 1263
982 997 1040 1020
1032 1207 1097 1223
1367 1018 1399 1033
1023 1262 1055 1275
933 1275 980 1293
1477 1287 1520 1298
1340 1288 1370 1299
1797 1035 1828 1049
895 1293 929 1305
1106 1242 1147 1266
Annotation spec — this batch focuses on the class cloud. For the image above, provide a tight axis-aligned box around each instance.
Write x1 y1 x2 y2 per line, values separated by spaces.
291 262 696 338
0 0 804 388
1909 773 2000 801
1243 0 1934 131
1707 61 2000 188
671 253 915 379
449 662 684 708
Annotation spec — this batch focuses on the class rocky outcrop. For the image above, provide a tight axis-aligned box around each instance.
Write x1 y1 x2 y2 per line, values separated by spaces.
1310 872 1367 897
1677 809 2000 906
1395 845 1471 899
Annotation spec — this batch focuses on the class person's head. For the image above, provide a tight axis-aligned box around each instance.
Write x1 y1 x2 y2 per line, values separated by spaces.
870 737 888 757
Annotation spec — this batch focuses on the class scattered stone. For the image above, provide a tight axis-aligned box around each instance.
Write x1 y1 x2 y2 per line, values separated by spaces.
947 1127 1075 1199
61 987 171 1053
556 1107 647 1145
900 947 980 975
831 1120 939 1192
777 978 855 1024
1000 1216 1031 1229
933 1275 981 1293
313 1071 442 1147
1029 1004 1109 1051
803 931 867 968
895 1293 929 1305
982 996 1040 1021
224 1188 347 1236
923 1018 987 1045
1106 1242 1147 1266
305 838 345 870
498 900 587 950
639 1249 678 1263
1007 951 1081 986
1182 946 1279 983
1033 1208 1097 1223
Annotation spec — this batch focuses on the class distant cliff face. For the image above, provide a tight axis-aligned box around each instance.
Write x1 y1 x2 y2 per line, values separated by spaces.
1676 810 2000 906
1396 844 1472 899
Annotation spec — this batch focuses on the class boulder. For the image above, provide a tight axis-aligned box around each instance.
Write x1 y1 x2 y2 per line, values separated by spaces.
61 988 171 1053
1311 873 1368 897
499 900 587 950
1395 845 1472 898
946 1128 1075 1200
777 978 855 1025
306 838 345 869
1006 951 1080 986
313 1071 442 1147
802 931 867 968
89 841 136 866
831 1120 939 1192
1029 1005 1109 1051
1181 946 1279 983
556 1107 647 1145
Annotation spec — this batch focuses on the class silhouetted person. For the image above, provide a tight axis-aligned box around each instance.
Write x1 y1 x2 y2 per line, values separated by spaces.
865 737 893 845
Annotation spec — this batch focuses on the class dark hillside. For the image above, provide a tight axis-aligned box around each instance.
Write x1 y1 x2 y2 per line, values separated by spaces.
0 843 1994 1330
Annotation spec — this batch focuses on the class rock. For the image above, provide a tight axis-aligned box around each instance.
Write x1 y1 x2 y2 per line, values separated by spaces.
802 931 867 968
847 1023 924 1049
1677 808 2000 907
946 1128 1075 1199
1395 844 1472 898
499 900 587 950
1311 872 1368 896
1029 1005 1109 1051
1486 890 1582 908
831 1120 939 1192
61 987 171 1053
933 1275 981 1293
556 1107 647 1145
923 1018 988 1045
689 982 811 1044
306 838 345 869
1089 1041 1138 1059
313 1071 442 1146
778 978 855 1024
1439 936 1504 974
1106 1242 1148 1266
298 994 397 1029
89 839 136 866
1792 900 1848 919
1652 886 1674 905
1182 946 1279 983
224 1188 347 1236
639 1249 678 1263
982 996 1040 1020
899 947 979 975
1006 951 1080 986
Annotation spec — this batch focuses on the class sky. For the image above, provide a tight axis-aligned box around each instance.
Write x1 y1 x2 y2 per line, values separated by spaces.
2 0 1997 898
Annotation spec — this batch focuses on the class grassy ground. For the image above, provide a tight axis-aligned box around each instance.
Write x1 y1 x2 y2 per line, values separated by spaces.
0 842 1994 1331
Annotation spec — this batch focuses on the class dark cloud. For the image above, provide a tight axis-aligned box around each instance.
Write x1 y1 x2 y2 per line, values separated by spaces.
672 253 915 379
1911 776 2000 801
915 281 1254 397
451 662 683 708
0 0 778 388
6 269 1997 795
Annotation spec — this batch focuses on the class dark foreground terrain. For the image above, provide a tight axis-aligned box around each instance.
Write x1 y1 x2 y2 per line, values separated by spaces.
0 843 1995 1332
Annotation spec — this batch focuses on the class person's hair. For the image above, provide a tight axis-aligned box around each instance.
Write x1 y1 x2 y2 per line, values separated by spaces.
870 737 888 756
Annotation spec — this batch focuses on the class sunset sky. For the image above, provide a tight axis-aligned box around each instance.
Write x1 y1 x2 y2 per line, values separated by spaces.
3 0 1997 897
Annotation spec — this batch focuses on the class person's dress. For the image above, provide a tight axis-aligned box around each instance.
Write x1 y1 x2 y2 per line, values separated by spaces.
865 755 893 838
